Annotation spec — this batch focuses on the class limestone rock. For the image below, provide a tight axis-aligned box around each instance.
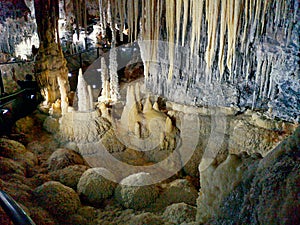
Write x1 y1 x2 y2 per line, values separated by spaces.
60 214 88 225
100 128 126 153
51 165 89 190
115 172 159 209
14 116 35 133
128 212 165 225
77 168 116 205
33 181 81 217
0 138 37 175
196 153 259 223
77 206 98 222
0 157 25 176
228 119 281 156
163 203 197 224
155 179 198 209
0 138 27 157
43 116 59 134
209 126 300 225
59 110 111 143
47 148 88 171
28 207 56 225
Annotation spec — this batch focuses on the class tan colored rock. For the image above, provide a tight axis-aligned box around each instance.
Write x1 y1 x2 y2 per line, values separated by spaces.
28 207 56 225
228 119 281 156
115 172 159 210
196 153 259 223
47 148 88 171
155 179 198 208
77 168 117 205
128 212 165 225
33 181 81 217
14 116 35 133
163 203 197 224
43 116 59 134
0 157 25 176
51 165 89 190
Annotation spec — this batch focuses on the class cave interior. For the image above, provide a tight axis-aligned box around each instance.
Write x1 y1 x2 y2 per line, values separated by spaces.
0 0 299 224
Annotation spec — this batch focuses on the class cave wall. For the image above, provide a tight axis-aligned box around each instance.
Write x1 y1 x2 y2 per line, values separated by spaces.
140 0 299 122
98 0 299 122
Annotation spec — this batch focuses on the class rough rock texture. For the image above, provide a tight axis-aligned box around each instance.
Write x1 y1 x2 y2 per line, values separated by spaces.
28 207 56 225
33 181 81 217
0 137 38 176
115 172 159 209
47 148 88 171
0 156 26 176
207 126 300 225
77 168 116 205
59 110 111 144
163 203 197 224
155 179 198 209
43 116 59 134
50 165 89 190
128 212 166 225
196 153 261 223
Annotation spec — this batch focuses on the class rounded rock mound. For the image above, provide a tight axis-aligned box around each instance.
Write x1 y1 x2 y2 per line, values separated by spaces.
115 172 159 210
162 202 197 224
77 167 116 205
47 148 88 171
33 181 81 217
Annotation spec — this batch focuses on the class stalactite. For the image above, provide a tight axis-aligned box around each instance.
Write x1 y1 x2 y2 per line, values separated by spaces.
117 0 124 42
218 0 227 80
176 0 182 45
75 0 80 40
98 0 103 33
205 0 220 82
241 0 249 51
166 0 175 80
182 0 189 46
127 0 133 42
195 0 204 55
134 0 139 41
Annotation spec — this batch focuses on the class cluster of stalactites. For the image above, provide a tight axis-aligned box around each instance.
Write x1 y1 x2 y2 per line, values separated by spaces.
98 0 296 81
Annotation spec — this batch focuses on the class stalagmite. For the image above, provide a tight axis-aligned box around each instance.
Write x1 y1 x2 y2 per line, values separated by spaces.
57 76 69 115
109 47 119 101
134 122 141 138
77 68 91 112
153 102 159 111
100 57 110 100
88 85 94 110
165 117 173 133
143 97 152 113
